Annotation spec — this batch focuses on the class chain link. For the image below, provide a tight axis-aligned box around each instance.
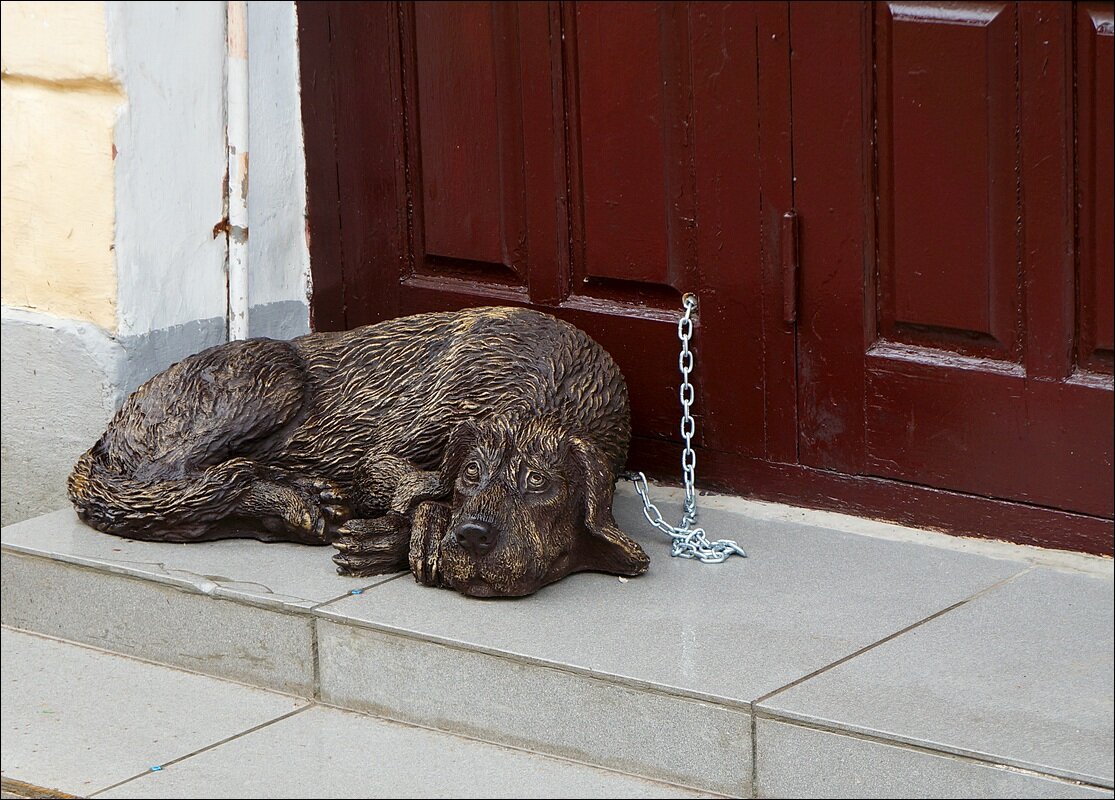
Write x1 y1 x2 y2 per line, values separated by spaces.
626 294 747 564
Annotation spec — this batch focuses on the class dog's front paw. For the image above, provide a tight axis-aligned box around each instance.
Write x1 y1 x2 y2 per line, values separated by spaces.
332 513 410 576
407 501 452 587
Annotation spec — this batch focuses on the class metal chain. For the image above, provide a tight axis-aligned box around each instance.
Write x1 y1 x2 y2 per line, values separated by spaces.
626 294 747 563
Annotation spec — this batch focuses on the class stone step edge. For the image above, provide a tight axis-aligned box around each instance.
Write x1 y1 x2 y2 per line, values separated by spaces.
751 710 1115 793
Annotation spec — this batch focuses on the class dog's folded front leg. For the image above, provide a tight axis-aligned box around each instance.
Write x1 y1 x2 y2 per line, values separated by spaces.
350 452 446 517
407 501 452 587
331 501 451 581
333 449 458 581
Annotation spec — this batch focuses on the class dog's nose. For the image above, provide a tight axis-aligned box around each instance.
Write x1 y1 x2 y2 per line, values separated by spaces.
453 521 497 557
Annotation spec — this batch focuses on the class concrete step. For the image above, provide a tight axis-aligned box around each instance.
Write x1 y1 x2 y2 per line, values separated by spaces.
1 627 707 798
2 486 1112 798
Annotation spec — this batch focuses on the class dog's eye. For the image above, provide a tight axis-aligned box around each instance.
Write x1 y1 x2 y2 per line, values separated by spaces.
463 461 481 482
526 470 548 491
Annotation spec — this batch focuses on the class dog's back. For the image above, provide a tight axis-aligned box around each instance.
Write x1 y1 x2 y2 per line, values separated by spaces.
280 306 630 478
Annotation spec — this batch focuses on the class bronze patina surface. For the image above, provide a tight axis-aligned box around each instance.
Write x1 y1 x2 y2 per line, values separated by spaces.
68 307 649 597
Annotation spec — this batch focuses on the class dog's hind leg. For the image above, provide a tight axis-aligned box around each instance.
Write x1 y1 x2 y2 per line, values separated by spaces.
68 338 348 543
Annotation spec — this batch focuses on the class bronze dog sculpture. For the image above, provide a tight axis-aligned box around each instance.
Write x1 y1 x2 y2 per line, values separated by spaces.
68 307 650 597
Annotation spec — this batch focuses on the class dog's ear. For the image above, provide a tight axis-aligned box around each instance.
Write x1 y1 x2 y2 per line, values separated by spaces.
568 437 649 576
435 420 480 493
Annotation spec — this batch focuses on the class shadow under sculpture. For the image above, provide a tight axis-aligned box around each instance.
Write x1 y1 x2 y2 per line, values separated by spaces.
67 307 650 597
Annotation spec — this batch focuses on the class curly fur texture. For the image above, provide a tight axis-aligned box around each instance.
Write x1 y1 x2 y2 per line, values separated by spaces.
68 307 648 596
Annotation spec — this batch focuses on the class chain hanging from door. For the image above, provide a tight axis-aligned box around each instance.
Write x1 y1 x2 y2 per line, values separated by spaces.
626 294 747 563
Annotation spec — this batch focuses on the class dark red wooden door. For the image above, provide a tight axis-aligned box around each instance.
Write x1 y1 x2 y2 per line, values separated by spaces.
299 1 1113 554
790 3 1113 542
299 1 796 461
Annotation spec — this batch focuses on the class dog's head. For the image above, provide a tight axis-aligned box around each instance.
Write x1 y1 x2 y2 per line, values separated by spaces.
428 416 649 597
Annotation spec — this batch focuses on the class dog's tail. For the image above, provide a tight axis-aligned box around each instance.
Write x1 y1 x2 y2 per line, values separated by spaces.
67 445 261 541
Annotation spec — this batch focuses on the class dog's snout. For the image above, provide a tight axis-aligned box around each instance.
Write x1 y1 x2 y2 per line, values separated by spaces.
453 520 497 557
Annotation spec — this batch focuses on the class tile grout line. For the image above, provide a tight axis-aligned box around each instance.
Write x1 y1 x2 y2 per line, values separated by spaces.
751 710 1115 791
309 571 413 704
749 707 759 798
753 566 1035 708
310 616 322 701
85 705 315 798
308 570 411 612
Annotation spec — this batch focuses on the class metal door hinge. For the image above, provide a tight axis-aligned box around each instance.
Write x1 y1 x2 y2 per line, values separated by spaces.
781 210 799 325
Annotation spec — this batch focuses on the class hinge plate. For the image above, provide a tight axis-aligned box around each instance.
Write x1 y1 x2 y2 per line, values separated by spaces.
781 210 799 325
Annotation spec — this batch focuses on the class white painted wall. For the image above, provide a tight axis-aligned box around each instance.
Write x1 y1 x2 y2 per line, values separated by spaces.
106 1 229 337
246 1 312 329
106 0 311 340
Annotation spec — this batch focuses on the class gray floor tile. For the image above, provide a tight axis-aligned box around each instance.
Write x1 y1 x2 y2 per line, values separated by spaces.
0 628 306 797
317 493 1025 704
2 552 316 694
756 717 1112 799
760 568 1114 787
1 509 395 611
99 704 715 799
316 618 750 796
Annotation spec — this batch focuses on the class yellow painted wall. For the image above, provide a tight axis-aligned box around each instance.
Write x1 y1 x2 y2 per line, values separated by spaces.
0 1 121 331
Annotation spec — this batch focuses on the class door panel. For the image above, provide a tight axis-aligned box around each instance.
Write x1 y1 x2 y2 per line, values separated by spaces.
409 2 531 284
876 2 1020 358
568 2 694 295
793 2 1114 518
413 3 524 276
864 351 1113 515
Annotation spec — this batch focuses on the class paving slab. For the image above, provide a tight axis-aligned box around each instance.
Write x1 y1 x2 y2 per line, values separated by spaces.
316 618 750 795
316 492 1027 704
1 551 317 694
1 509 394 611
0 628 306 798
759 567 1115 788
755 717 1112 799
99 704 715 799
